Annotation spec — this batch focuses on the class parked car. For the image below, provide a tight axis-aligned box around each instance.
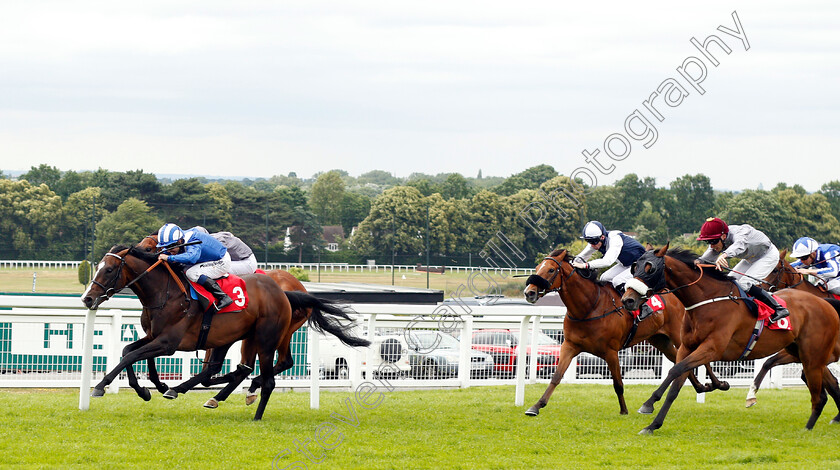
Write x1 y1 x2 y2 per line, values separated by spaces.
318 332 411 380
405 331 494 379
470 328 562 377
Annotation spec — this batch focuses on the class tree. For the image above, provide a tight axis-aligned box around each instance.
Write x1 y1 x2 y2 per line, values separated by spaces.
286 206 324 263
0 179 63 259
584 186 623 229
352 186 427 257
60 187 108 260
20 164 61 190
491 165 558 196
339 192 372 236
356 170 401 186
439 173 472 199
820 181 840 223
53 170 88 200
773 187 840 246
94 198 162 259
669 174 715 235
309 170 346 225
719 190 795 247
405 178 439 197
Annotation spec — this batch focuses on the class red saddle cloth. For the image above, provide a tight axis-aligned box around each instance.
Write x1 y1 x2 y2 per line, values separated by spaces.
255 268 267 275
190 275 249 313
631 294 666 318
755 295 792 331
831 293 840 302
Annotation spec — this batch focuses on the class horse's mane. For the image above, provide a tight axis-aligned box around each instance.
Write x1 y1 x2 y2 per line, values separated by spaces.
110 245 129 253
665 248 732 282
547 248 610 287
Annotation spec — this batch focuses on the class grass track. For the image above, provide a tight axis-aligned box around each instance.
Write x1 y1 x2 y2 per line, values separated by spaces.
1 385 839 469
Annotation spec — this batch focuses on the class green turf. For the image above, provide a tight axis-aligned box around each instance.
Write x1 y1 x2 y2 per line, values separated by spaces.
1 385 839 469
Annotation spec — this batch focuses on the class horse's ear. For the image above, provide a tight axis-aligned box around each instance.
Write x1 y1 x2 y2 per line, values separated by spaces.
780 249 787 259
655 242 670 257
645 242 654 251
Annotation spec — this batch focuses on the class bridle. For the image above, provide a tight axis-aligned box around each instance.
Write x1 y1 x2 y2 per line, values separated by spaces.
527 256 627 322
88 243 190 311
766 259 805 290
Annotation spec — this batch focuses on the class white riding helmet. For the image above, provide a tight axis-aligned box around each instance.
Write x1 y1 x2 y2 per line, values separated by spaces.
791 237 818 259
580 221 606 243
157 223 184 248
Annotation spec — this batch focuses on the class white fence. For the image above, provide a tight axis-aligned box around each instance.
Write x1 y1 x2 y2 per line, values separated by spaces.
0 294 809 409
0 260 534 275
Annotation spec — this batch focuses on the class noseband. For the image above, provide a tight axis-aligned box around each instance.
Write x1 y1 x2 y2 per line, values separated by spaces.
90 252 130 301
526 257 572 296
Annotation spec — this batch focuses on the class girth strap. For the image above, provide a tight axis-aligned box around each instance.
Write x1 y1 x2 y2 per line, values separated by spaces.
738 318 765 360
195 308 215 350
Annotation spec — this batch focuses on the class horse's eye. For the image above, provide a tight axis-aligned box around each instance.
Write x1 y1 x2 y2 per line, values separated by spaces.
105 267 113 273
548 268 555 273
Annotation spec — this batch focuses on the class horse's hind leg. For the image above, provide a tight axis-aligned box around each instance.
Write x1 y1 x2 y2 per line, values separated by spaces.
819 367 840 424
246 346 294 406
803 364 827 430
746 351 797 408
163 345 231 399
525 342 578 416
252 348 277 421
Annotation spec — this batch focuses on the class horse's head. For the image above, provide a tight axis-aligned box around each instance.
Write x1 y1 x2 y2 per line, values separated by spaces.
81 241 159 310
764 249 803 291
621 244 669 311
523 249 573 304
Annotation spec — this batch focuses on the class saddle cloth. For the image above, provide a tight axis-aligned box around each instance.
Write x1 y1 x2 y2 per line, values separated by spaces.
188 275 248 313
630 294 666 318
754 295 791 331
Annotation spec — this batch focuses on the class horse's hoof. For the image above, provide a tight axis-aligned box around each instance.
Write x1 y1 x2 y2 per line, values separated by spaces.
162 389 178 400
138 388 152 402
745 398 756 408
245 392 258 406
157 384 170 394
524 406 540 417
719 381 731 391
204 398 219 409
638 404 654 414
638 428 655 436
91 388 106 397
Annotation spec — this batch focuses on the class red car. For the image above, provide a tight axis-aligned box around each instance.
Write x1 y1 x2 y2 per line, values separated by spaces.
471 328 561 377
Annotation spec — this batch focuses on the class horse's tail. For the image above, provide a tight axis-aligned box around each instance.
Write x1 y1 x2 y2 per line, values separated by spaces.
284 291 371 348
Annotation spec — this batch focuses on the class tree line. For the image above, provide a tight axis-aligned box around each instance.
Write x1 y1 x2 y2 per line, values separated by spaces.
2 164 839 267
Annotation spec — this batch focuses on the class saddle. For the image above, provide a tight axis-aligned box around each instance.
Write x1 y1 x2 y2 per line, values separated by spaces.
188 275 249 314
732 283 791 331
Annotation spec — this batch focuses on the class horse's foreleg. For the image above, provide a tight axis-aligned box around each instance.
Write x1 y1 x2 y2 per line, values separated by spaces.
639 344 715 414
116 338 154 401
647 334 727 395
92 337 176 397
525 342 578 417
639 368 691 435
746 351 797 408
604 349 627 414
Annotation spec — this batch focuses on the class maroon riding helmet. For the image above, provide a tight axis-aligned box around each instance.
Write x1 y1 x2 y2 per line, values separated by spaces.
697 217 729 241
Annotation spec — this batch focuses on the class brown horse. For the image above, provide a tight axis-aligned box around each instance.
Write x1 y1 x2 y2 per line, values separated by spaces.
622 245 840 433
81 243 367 420
746 251 840 409
522 249 727 417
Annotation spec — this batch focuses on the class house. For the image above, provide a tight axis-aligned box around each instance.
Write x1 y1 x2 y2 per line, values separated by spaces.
284 225 345 252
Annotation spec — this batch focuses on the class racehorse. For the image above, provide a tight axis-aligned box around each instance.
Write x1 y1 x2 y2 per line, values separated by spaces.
522 249 727 417
81 242 367 420
746 251 840 408
621 245 840 433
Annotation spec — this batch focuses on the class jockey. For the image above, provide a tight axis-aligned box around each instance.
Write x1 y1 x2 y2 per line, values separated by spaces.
696 217 789 323
194 227 258 276
157 223 233 312
572 220 646 293
790 237 840 294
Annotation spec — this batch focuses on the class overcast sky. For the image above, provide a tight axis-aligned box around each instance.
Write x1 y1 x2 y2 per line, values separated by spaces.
1 1 838 191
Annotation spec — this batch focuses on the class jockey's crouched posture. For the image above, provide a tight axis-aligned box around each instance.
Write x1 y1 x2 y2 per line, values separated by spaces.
157 223 233 312
790 236 840 294
695 217 789 323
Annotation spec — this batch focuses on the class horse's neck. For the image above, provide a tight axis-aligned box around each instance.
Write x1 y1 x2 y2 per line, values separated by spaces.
128 263 191 316
560 272 613 316
664 259 734 307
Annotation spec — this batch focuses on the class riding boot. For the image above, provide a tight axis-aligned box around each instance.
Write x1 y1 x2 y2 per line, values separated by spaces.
747 285 789 323
198 274 233 312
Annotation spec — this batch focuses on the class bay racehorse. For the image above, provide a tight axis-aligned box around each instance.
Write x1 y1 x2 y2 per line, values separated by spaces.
81 243 367 420
522 249 727 417
622 245 840 433
746 251 840 408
